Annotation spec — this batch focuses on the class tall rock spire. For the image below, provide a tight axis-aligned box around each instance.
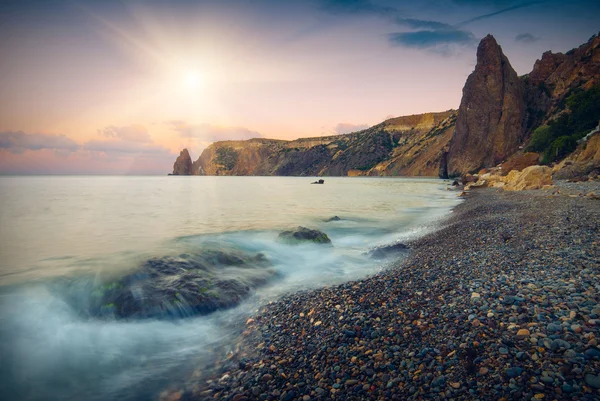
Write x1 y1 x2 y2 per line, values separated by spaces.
172 148 193 175
445 34 526 176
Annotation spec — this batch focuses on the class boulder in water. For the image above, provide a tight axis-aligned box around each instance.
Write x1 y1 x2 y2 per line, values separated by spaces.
84 250 275 319
366 243 409 259
278 226 331 244
325 216 341 222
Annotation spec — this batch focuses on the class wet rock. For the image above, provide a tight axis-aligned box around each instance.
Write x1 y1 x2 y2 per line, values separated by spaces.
81 249 274 319
278 226 331 244
366 243 409 259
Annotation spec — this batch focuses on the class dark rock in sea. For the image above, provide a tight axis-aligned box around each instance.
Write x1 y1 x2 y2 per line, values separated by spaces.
366 242 409 259
85 250 275 319
311 179 325 184
278 226 331 244
325 216 341 222
172 148 193 175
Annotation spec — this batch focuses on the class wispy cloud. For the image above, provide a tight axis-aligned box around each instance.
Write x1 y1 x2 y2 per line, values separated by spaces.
458 1 543 25
515 32 540 43
318 0 395 16
389 29 476 49
318 0 476 52
0 131 80 154
166 121 262 142
83 140 172 155
317 0 547 53
334 122 369 134
98 124 152 143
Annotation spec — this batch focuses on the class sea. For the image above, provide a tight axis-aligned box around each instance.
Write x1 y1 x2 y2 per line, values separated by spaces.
0 176 460 401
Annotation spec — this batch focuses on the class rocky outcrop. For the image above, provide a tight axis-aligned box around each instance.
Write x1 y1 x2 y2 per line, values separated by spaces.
184 111 456 177
523 34 600 133
366 243 409 259
172 148 193 175
83 250 275 319
465 165 553 191
171 33 599 178
504 165 552 191
553 131 600 180
500 152 539 175
278 227 331 244
445 35 526 177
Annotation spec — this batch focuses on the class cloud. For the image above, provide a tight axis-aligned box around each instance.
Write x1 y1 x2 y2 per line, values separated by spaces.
515 32 540 43
98 124 152 143
395 18 455 31
0 131 80 154
458 1 543 26
334 122 369 134
166 121 262 142
317 0 548 53
318 0 395 16
83 139 172 155
318 0 477 52
389 29 476 49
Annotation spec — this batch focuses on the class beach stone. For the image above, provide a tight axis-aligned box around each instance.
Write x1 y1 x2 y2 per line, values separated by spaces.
516 329 530 338
547 323 562 332
584 348 600 359
505 367 522 378
584 374 600 389
431 375 446 387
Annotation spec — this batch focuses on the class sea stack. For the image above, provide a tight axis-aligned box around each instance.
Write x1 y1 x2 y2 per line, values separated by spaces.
445 35 526 177
172 148 193 175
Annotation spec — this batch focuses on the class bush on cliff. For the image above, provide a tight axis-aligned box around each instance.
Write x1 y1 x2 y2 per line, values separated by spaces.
525 85 600 164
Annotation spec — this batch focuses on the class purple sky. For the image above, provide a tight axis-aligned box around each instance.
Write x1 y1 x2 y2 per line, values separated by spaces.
1 0 598 173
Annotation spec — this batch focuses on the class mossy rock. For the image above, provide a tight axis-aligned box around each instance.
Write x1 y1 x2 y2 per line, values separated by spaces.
278 226 332 244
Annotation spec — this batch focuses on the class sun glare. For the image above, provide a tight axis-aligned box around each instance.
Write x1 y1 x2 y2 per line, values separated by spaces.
184 71 202 90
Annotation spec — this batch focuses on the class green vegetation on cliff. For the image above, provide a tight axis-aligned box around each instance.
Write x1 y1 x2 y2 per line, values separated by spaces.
526 86 600 164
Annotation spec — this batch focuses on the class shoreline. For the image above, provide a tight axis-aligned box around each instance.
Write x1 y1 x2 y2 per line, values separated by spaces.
178 183 600 400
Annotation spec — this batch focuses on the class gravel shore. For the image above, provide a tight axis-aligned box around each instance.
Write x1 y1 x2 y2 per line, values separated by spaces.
183 183 600 401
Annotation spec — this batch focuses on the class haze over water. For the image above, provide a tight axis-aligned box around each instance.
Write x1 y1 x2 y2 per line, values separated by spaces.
0 176 460 400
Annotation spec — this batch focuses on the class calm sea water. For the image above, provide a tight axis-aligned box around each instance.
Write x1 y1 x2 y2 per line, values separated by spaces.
0 176 460 400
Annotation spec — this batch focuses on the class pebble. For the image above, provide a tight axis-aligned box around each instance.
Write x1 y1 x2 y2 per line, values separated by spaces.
188 185 600 401
584 373 600 389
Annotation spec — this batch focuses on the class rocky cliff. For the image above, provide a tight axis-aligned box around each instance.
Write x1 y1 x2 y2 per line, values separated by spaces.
524 34 600 132
181 111 456 177
445 35 526 177
172 148 193 175
173 33 600 178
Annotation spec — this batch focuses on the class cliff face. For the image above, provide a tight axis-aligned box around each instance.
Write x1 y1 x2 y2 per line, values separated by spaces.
172 33 600 178
523 33 600 133
188 111 456 177
172 149 193 175
445 35 526 177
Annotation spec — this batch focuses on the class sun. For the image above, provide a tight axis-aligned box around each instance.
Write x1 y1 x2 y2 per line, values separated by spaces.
183 71 202 90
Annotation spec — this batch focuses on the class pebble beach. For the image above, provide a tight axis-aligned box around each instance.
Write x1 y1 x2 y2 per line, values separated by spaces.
183 182 600 401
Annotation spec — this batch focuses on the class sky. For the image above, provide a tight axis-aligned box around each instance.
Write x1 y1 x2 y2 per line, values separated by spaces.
0 0 598 174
